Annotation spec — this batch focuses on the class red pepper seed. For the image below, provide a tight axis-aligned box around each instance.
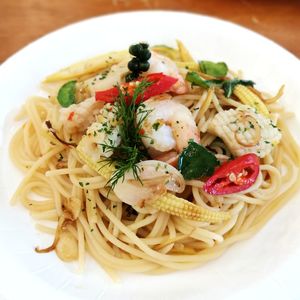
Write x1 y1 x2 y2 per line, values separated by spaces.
203 153 260 195
67 111 75 121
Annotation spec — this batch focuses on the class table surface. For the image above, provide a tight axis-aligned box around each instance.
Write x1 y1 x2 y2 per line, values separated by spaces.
0 0 299 63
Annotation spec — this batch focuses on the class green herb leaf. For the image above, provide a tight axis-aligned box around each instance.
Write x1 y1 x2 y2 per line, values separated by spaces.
186 72 255 98
199 61 228 78
222 79 255 97
57 80 77 107
186 72 210 88
178 141 219 180
186 72 223 89
152 122 160 131
99 70 109 80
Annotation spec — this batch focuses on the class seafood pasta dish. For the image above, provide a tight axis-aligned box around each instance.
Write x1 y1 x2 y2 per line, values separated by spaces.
10 41 300 276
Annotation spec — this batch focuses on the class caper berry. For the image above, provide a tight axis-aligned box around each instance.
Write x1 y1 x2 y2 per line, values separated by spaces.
127 42 151 81
128 58 140 72
140 43 149 49
139 61 150 72
129 44 143 57
139 50 151 62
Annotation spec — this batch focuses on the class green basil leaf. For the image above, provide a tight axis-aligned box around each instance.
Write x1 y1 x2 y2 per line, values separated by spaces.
222 79 255 97
186 72 210 88
222 80 236 98
186 72 255 99
178 141 219 180
186 72 224 89
199 60 228 78
57 80 77 107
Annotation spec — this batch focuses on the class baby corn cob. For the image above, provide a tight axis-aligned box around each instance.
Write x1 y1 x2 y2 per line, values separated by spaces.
76 144 115 180
150 193 231 223
44 50 128 82
175 61 199 71
233 84 270 117
151 45 181 61
176 40 195 62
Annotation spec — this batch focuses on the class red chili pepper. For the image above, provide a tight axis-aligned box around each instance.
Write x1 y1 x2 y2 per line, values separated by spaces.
67 111 75 121
203 153 260 195
94 88 119 103
139 128 145 135
95 73 177 104
142 73 178 100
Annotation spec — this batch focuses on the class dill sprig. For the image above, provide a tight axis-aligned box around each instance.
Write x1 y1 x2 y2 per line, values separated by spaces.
103 80 153 189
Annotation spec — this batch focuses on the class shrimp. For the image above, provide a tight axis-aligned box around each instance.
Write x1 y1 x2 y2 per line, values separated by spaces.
77 103 121 162
113 160 185 207
60 97 104 134
137 95 200 162
147 51 188 94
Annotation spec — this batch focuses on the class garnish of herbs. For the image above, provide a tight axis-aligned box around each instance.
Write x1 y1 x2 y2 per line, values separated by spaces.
101 80 153 190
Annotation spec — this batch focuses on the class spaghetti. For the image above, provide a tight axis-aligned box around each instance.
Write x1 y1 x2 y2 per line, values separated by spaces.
9 41 300 277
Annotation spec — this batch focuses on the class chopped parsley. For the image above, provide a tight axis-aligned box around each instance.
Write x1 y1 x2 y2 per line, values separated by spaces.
99 70 109 80
152 122 160 131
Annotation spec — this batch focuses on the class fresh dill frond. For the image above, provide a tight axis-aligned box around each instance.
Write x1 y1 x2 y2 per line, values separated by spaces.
108 145 142 187
103 80 153 189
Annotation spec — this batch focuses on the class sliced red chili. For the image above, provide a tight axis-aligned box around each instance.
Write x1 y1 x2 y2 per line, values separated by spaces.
95 87 119 103
67 111 75 121
142 73 178 100
203 153 260 195
95 73 177 104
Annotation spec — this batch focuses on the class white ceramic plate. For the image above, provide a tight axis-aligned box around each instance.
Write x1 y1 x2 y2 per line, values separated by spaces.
0 11 300 300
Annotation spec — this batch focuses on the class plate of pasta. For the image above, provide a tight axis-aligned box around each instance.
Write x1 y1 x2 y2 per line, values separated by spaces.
0 11 300 300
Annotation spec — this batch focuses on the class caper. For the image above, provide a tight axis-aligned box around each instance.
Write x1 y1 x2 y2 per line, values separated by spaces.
128 58 140 72
140 43 149 49
139 50 151 62
139 61 150 72
127 43 151 81
129 44 143 57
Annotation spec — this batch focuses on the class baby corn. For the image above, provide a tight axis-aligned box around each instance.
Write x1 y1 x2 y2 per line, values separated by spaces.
233 84 270 117
151 45 181 61
176 40 195 62
76 144 115 180
44 50 128 82
150 193 231 223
